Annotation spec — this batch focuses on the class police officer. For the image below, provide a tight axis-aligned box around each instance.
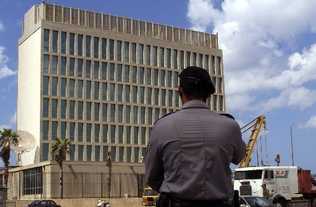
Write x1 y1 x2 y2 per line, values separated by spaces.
144 66 246 207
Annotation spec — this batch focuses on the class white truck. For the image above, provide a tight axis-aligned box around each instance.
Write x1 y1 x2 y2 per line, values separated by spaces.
234 166 316 207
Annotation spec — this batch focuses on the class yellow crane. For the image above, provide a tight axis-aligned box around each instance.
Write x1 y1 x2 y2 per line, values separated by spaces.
239 115 266 168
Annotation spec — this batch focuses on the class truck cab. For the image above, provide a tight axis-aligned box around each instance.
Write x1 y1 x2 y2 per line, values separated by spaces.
234 166 299 201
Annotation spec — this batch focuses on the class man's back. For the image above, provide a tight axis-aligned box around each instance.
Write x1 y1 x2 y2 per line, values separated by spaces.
146 100 245 200
145 66 246 206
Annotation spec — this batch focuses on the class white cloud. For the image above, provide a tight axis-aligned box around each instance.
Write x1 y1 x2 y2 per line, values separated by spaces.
0 46 15 79
187 0 221 31
301 116 316 128
0 66 15 79
262 87 316 111
187 0 316 113
217 0 316 41
226 93 256 112
227 44 316 95
0 46 9 63
0 21 4 32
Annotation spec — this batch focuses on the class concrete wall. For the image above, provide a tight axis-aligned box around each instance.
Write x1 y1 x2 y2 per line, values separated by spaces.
21 4 43 38
17 27 42 165
48 161 144 199
7 172 20 200
7 161 144 200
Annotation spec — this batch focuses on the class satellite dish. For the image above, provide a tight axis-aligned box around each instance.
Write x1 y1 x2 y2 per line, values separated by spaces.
11 130 36 152
11 130 36 165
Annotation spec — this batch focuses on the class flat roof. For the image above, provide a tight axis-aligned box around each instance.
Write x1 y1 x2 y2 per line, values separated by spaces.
235 166 298 171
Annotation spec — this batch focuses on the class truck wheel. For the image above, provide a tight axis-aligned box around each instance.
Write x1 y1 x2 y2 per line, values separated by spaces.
274 198 288 207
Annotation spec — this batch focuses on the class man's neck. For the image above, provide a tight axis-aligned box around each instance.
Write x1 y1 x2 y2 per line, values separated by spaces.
181 97 205 105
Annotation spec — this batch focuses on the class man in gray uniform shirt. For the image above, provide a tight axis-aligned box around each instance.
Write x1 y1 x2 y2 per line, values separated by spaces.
145 66 246 207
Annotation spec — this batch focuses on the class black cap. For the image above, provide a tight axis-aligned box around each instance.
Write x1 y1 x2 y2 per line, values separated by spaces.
179 66 215 95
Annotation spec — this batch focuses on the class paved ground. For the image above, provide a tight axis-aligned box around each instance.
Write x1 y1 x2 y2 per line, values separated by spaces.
287 200 316 207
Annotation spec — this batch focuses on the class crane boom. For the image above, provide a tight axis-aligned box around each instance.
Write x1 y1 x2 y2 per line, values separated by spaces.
239 115 266 168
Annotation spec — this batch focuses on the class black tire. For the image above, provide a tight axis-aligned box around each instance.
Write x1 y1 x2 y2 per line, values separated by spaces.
273 198 288 207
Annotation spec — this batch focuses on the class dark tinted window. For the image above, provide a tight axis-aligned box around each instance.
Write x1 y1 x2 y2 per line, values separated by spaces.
264 170 274 179
235 170 263 180
31 201 40 205
48 200 57 205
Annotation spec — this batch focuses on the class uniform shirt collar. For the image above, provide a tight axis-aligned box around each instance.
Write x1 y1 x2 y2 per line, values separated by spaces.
182 99 209 109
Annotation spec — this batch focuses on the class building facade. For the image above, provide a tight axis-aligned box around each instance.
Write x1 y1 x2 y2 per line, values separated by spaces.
18 3 225 166
6 161 144 200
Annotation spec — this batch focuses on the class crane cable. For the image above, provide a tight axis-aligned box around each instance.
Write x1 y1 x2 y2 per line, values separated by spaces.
241 117 259 134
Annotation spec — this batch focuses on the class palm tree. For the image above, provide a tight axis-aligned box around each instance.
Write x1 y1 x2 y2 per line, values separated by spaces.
0 128 18 187
52 138 71 199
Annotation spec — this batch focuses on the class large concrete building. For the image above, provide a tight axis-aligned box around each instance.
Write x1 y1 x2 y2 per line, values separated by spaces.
18 3 225 165
11 2 225 199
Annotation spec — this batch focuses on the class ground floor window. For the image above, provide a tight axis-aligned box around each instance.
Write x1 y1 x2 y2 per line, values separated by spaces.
23 167 43 195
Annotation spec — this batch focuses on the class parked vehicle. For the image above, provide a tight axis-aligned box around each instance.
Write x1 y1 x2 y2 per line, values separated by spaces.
240 196 272 207
28 200 61 207
142 187 159 206
234 166 316 207
96 200 110 207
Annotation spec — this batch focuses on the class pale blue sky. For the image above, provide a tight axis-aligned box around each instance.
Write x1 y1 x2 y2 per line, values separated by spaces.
0 0 315 172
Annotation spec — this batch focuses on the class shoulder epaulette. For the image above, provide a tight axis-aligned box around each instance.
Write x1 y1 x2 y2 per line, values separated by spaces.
219 113 235 120
153 111 176 125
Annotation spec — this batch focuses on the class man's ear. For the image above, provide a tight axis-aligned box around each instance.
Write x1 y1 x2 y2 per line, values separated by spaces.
178 86 183 97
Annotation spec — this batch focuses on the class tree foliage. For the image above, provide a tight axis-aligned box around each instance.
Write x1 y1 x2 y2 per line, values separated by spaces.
52 138 71 167
51 137 70 198
0 128 19 186
0 129 18 167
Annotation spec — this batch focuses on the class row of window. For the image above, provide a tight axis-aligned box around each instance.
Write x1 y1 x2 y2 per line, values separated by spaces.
41 120 149 145
42 94 224 123
43 56 183 88
42 98 178 123
43 82 183 109
43 55 178 87
43 29 222 74
43 76 223 103
44 5 216 48
43 56 224 95
42 142 146 163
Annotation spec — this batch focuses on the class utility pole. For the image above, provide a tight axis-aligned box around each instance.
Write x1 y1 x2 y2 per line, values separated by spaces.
290 125 295 166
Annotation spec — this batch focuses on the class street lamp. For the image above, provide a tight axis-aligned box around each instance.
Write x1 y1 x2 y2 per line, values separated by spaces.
290 124 295 166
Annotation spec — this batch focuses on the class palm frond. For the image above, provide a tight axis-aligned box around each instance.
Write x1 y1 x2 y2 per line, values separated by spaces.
51 138 71 166
0 128 19 168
